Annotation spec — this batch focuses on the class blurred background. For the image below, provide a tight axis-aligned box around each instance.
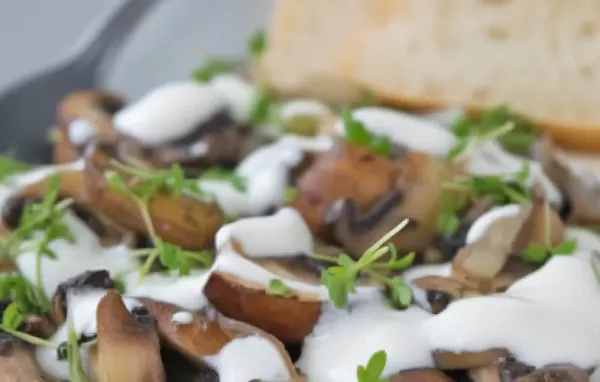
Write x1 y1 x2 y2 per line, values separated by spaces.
0 0 273 99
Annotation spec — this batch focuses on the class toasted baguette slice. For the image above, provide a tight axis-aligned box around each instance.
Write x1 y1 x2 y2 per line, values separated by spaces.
342 0 600 152
254 0 388 104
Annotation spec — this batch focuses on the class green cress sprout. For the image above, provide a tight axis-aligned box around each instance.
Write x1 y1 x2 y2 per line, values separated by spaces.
283 187 299 204
449 105 539 158
357 350 389 382
247 28 267 57
200 167 247 192
591 252 600 288
192 58 240 83
267 279 293 297
0 175 73 314
312 219 415 309
521 202 576 263
0 154 31 183
436 164 531 236
105 161 214 280
342 109 392 157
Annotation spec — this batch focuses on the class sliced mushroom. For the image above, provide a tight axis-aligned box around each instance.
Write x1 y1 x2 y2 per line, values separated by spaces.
83 149 224 250
89 290 165 382
140 299 304 381
18 315 56 340
204 270 322 343
51 270 114 326
389 369 453 382
412 275 481 313
469 363 501 382
0 334 44 381
515 364 589 382
433 348 510 370
536 136 600 226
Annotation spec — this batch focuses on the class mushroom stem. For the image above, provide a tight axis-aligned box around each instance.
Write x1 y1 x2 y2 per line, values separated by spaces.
0 338 44 381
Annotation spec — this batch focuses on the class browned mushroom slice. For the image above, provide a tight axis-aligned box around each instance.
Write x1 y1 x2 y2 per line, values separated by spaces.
433 348 510 370
18 315 56 340
511 195 565 253
0 335 44 381
83 151 224 250
389 369 453 382
515 364 590 382
140 299 303 381
469 363 502 382
204 270 322 343
51 270 114 327
89 290 165 382
412 275 480 313
452 240 513 293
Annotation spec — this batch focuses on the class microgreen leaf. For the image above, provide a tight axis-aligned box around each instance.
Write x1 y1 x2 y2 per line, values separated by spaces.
2 302 23 330
522 243 549 263
283 187 299 203
342 110 371 146
0 155 31 183
387 279 413 309
267 279 293 297
200 168 247 192
551 239 577 255
369 137 392 157
247 29 267 57
357 350 389 382
192 58 239 83
249 87 273 126
67 318 89 382
0 273 47 316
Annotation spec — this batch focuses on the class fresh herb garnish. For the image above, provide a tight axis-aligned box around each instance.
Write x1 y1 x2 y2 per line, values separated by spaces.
283 187 299 203
357 350 389 382
247 29 267 57
106 162 213 280
66 318 89 382
0 302 55 348
200 168 247 192
0 155 31 183
342 109 392 157
249 87 273 126
437 164 530 236
521 201 576 262
267 279 293 297
0 175 73 314
450 106 539 156
447 120 516 161
0 273 47 316
312 219 414 309
192 58 240 83
591 252 600 287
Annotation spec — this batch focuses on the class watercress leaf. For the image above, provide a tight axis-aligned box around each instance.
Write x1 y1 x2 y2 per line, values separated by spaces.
42 175 61 208
247 29 267 57
436 212 460 236
267 279 293 297
105 171 128 194
182 250 214 268
201 168 247 192
364 350 387 380
369 137 392 157
158 241 178 268
337 254 356 268
249 87 272 126
386 252 415 270
0 155 31 183
192 58 238 83
522 243 549 263
446 139 469 161
167 164 186 196
551 239 577 255
284 187 299 204
321 270 350 309
387 279 413 309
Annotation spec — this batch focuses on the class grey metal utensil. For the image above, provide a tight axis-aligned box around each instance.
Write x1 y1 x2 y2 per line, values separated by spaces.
0 0 159 163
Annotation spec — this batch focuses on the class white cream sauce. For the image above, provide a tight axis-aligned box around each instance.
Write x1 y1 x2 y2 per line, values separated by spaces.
113 82 227 147
333 106 458 157
279 99 332 122
123 270 210 311
171 311 194 325
36 289 141 380
16 211 137 298
421 107 464 127
465 204 522 244
466 141 562 207
199 135 332 217
425 234 600 370
209 74 258 123
67 119 97 145
297 296 433 382
215 207 313 257
206 335 292 382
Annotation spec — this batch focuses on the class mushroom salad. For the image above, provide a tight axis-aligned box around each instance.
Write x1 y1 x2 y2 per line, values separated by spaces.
2 33 600 382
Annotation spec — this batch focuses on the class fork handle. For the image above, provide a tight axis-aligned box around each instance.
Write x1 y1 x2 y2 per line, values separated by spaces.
70 0 160 75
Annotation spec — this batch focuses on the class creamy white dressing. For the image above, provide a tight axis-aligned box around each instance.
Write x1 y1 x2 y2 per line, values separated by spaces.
465 204 522 244
421 107 464 127
123 270 210 311
297 296 433 382
113 82 227 147
16 211 137 298
36 289 141 380
425 246 600 369
333 106 457 157
553 149 600 188
216 207 313 256
171 311 194 325
466 141 562 206
188 139 209 157
206 335 292 382
402 262 452 312
279 99 332 122
67 119 97 145
209 74 257 123
199 135 333 218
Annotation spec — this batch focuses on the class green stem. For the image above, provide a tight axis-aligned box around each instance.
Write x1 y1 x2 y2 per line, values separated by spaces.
131 248 156 257
137 250 159 282
365 219 410 254
0 326 55 348
34 247 49 312
308 253 339 264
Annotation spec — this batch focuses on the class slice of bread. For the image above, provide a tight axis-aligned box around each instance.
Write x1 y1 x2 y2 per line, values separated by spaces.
341 0 600 151
255 0 389 104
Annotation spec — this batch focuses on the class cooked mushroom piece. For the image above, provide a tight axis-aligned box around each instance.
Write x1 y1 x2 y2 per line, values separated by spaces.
514 364 590 382
89 290 165 382
292 141 466 257
0 333 44 381
389 369 453 382
51 270 114 326
433 348 510 370
412 275 481 313
82 147 225 250
54 90 125 163
141 299 304 381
